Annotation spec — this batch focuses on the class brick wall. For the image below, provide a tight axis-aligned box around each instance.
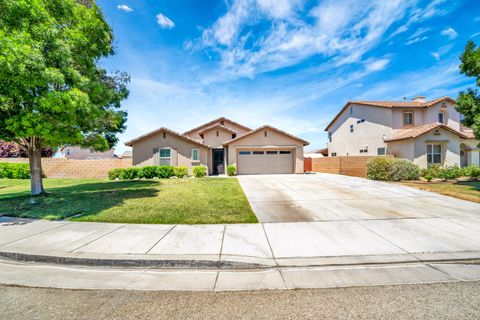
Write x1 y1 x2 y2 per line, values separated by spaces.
0 158 132 179
309 156 393 177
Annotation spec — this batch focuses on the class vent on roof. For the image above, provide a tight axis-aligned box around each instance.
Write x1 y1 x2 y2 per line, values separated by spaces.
412 96 426 103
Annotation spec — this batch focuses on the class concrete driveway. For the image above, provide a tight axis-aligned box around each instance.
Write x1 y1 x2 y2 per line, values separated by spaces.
237 173 480 223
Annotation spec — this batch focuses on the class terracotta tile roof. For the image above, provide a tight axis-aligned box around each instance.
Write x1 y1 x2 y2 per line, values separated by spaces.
124 127 210 148
223 125 310 146
385 123 469 142
325 96 456 131
183 117 252 136
462 129 476 139
198 123 238 135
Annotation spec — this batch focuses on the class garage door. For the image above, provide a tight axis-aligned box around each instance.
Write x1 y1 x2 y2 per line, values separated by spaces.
237 150 293 174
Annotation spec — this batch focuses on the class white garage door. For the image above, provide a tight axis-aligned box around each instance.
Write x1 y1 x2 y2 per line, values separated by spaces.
237 150 293 175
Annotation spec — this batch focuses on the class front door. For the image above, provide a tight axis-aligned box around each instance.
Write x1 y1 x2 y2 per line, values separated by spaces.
212 148 225 175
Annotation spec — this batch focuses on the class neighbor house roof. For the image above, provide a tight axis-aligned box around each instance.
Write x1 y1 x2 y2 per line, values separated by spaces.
124 127 210 148
325 96 456 131
198 123 238 135
183 117 252 136
385 123 469 142
223 125 310 146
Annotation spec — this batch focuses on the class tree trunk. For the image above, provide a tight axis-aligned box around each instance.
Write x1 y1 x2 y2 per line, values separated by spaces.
27 143 45 196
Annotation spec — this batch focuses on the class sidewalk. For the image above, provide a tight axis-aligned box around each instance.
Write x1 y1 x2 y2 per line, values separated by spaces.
1 216 480 269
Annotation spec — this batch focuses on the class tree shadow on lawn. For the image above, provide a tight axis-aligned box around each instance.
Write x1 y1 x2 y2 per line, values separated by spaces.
454 180 480 190
0 180 160 221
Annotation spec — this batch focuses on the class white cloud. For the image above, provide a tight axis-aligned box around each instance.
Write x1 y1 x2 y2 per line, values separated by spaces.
117 5 133 13
156 13 175 29
404 27 429 45
364 58 390 71
472 32 480 38
430 44 454 61
440 27 458 39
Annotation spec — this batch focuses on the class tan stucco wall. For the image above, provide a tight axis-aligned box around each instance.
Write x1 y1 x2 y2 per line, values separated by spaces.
387 139 414 161
461 139 480 166
203 129 235 148
185 120 250 141
226 128 305 173
413 129 461 168
391 109 424 129
390 101 461 130
131 131 209 174
62 146 115 159
327 104 392 157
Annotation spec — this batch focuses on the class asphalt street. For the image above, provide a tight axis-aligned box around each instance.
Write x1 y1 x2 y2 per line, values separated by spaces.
1 281 479 320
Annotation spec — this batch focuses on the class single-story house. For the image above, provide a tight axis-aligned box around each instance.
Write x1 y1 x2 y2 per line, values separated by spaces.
124 117 309 175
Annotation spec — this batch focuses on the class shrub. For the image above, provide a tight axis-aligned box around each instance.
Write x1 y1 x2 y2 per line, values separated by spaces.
174 166 188 178
227 164 236 176
437 165 463 181
463 165 480 180
155 165 175 179
421 165 442 180
366 157 394 181
138 166 158 179
108 168 123 180
0 163 30 179
367 157 420 181
119 167 139 180
390 159 420 181
193 165 207 178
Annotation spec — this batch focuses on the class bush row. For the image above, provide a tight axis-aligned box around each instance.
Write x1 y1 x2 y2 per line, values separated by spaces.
0 163 30 179
108 165 208 180
367 157 420 181
421 165 480 181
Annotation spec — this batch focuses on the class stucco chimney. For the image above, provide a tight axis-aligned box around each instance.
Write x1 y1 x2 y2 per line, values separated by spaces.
412 96 426 103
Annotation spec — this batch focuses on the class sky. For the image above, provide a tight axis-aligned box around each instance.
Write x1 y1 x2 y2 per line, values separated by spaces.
96 0 480 154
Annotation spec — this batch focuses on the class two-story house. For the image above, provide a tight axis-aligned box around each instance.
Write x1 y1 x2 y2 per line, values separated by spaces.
325 96 479 168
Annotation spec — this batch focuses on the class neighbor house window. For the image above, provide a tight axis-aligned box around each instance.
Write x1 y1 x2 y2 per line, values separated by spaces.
377 147 386 156
159 148 171 165
191 148 199 161
357 119 365 124
350 124 354 133
359 147 368 153
66 149 70 156
438 112 444 124
331 152 337 157
328 132 332 142
427 144 441 164
403 112 414 126
350 107 353 115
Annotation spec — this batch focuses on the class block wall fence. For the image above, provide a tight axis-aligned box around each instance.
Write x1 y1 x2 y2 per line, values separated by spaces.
306 156 393 177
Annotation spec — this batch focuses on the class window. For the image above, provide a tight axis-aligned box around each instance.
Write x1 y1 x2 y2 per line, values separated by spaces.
66 149 70 156
328 132 332 142
216 130 219 137
266 151 278 154
163 132 166 139
403 112 413 126
377 147 386 156
357 119 365 124
159 148 171 165
350 107 353 115
350 124 354 133
90 149 94 153
359 148 368 153
264 131 268 137
331 152 337 157
232 134 236 139
279 150 291 154
239 151 251 155
191 148 199 161
427 144 441 164
438 112 444 124
252 151 264 155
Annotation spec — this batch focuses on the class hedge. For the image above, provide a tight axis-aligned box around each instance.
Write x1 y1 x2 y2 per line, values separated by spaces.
108 165 177 180
421 164 480 181
0 163 30 179
193 166 207 178
227 164 236 176
367 157 420 181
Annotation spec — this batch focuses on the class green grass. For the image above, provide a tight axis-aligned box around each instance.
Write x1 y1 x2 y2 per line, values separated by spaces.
0 178 257 224
401 180 480 203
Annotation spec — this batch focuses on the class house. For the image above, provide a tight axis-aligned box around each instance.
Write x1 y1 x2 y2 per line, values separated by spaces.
118 150 132 159
325 96 479 168
305 148 328 158
58 146 115 160
124 117 309 175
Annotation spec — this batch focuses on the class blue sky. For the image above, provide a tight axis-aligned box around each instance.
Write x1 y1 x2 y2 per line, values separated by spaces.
96 0 480 153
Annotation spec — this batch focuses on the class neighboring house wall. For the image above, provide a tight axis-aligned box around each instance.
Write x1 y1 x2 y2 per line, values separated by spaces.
131 132 208 173
203 129 235 148
226 127 305 174
327 104 392 157
62 146 114 159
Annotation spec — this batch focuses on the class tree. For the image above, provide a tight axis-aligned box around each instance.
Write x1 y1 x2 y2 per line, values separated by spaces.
0 140 55 158
0 0 129 195
457 41 480 140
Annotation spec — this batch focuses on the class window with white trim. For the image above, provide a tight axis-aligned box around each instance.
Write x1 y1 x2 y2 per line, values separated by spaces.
191 148 199 161
159 148 171 165
350 124 354 133
427 144 441 164
438 112 444 124
377 147 386 156
403 112 413 126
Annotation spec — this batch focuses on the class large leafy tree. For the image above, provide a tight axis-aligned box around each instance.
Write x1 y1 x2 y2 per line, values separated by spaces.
0 0 129 195
457 41 480 140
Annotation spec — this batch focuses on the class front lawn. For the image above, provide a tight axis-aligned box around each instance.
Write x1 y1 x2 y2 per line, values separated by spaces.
0 178 257 224
401 180 480 203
